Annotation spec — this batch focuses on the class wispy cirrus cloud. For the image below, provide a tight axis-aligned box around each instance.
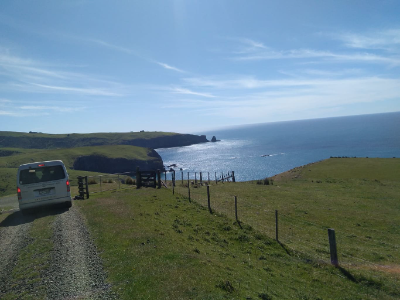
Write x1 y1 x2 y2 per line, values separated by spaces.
168 75 400 121
0 49 127 97
230 36 400 66
169 87 215 98
20 105 84 112
332 29 400 50
155 61 185 73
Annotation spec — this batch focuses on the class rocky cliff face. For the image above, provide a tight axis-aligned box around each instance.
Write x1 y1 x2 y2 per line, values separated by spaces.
73 151 164 173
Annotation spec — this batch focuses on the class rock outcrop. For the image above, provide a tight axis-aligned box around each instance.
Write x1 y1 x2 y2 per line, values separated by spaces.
73 150 163 173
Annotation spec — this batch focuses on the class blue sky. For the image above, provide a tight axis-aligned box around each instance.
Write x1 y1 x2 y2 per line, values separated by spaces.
1 0 399 134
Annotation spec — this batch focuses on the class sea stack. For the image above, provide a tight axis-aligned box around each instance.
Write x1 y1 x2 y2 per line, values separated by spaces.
211 136 217 142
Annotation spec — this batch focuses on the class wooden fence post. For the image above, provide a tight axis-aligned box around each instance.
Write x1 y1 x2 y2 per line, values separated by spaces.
207 185 212 214
157 169 161 189
188 186 191 202
173 170 176 187
187 172 189 186
136 167 141 189
275 210 279 242
234 196 238 223
215 172 217 184
200 172 202 184
232 171 235 182
85 176 89 199
208 172 210 184
328 228 339 266
195 172 197 184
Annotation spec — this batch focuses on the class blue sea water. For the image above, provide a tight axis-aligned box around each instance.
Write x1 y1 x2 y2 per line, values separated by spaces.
155 112 400 182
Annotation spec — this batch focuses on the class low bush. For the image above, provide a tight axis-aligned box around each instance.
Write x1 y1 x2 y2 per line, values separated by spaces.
125 177 136 185
88 178 97 185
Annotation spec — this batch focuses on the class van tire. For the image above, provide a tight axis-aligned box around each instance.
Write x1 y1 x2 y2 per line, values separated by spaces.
65 201 72 208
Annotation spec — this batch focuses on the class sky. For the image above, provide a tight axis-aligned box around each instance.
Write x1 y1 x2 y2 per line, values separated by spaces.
1 0 400 134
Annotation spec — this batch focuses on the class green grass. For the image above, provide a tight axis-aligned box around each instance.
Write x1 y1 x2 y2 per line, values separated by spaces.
1 158 399 299
0 145 159 197
1 212 55 299
178 159 400 266
76 158 400 299
0 145 157 169
0 131 179 149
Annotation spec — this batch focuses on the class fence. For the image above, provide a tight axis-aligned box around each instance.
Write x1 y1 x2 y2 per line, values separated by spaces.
81 172 137 194
75 169 399 271
170 180 399 270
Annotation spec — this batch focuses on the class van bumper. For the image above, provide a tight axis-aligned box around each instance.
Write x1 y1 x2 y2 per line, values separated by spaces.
19 195 72 210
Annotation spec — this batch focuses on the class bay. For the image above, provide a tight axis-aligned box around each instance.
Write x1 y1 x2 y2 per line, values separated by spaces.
155 112 400 181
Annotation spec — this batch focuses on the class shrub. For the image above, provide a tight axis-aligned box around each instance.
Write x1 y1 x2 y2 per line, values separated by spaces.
125 177 136 185
88 178 97 185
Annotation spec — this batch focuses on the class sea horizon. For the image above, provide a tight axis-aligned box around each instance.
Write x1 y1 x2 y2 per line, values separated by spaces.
156 111 400 182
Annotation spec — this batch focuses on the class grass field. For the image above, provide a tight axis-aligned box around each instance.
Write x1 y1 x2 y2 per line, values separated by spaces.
74 158 399 299
0 145 157 197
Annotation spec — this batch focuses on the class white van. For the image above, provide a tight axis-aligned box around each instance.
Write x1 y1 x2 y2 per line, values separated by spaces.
17 160 72 213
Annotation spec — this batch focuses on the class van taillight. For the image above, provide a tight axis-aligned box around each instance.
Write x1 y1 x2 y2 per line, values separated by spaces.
17 187 22 200
66 180 70 192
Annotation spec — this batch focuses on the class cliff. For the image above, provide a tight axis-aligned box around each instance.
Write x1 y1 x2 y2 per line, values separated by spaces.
73 154 164 173
0 132 209 150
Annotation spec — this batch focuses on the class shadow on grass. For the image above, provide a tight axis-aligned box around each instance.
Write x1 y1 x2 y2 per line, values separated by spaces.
338 266 357 282
0 204 70 227
278 241 292 256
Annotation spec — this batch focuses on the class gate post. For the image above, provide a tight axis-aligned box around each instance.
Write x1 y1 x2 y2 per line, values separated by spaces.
136 167 141 189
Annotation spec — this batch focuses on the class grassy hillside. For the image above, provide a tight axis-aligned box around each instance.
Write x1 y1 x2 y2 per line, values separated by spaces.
0 131 207 149
72 158 399 299
0 130 177 139
0 145 160 197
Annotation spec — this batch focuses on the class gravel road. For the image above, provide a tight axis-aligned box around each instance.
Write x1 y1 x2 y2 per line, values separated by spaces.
0 205 116 299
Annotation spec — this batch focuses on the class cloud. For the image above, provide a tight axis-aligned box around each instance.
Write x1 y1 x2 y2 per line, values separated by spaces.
84 38 133 54
0 49 128 97
20 105 85 113
169 87 216 98
167 76 400 121
155 61 185 73
334 29 400 50
229 36 400 66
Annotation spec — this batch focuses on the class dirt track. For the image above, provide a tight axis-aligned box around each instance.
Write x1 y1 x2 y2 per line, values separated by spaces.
0 205 116 299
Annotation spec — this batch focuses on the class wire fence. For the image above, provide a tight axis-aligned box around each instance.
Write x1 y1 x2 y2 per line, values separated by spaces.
76 169 399 272
83 173 137 194
170 180 400 271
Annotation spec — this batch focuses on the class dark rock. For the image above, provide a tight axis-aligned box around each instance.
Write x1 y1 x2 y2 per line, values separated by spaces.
73 149 163 173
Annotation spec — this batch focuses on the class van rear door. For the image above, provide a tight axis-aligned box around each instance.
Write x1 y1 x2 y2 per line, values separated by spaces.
18 163 69 205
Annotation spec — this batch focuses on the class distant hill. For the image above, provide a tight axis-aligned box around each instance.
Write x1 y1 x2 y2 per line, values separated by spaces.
0 131 209 149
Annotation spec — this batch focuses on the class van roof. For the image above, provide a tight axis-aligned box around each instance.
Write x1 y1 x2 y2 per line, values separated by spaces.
18 160 66 170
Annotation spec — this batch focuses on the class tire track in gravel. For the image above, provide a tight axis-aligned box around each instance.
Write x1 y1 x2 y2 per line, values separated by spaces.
0 214 32 295
46 206 116 299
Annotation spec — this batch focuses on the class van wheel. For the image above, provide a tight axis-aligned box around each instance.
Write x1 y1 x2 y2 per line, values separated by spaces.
65 201 72 208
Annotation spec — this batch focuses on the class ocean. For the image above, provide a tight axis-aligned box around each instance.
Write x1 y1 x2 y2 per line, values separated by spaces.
155 112 400 182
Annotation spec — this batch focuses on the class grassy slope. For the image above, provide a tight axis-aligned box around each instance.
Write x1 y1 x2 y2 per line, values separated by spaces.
74 158 400 299
0 131 177 144
0 145 158 197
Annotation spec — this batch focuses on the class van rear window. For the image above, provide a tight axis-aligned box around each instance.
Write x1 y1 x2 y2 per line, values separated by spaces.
19 165 65 185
